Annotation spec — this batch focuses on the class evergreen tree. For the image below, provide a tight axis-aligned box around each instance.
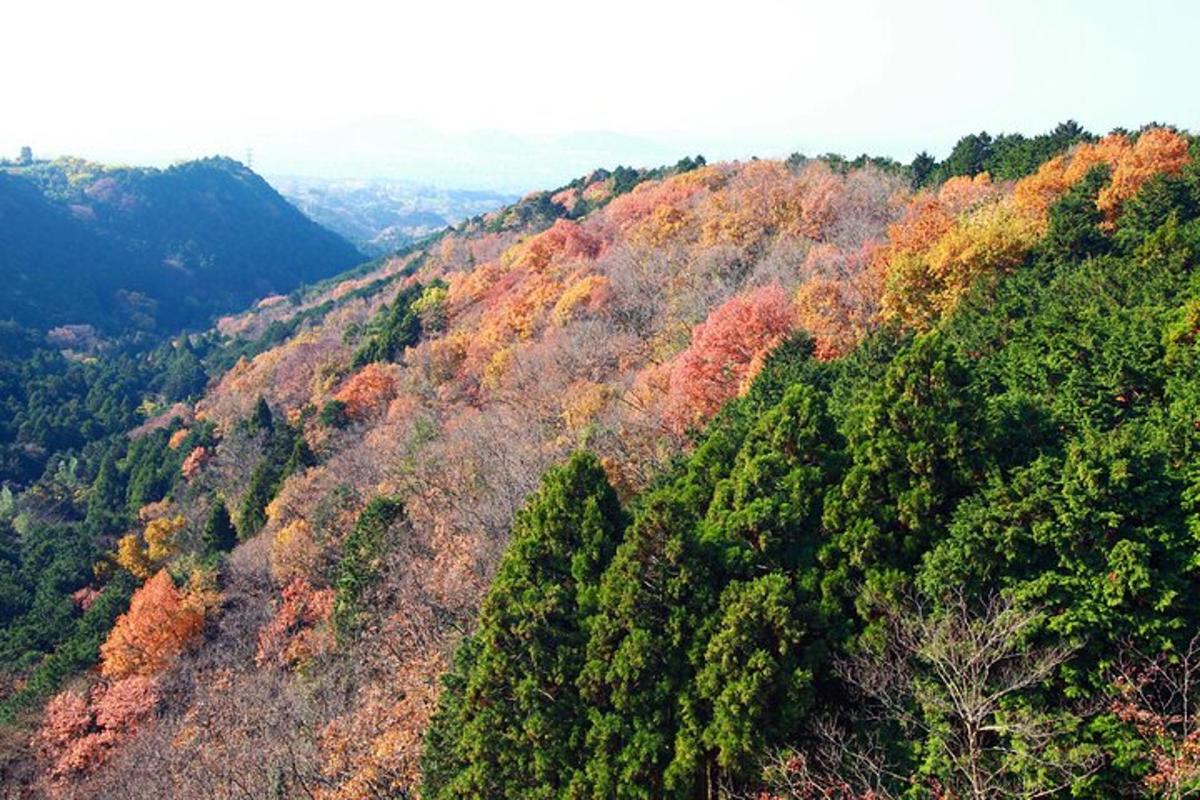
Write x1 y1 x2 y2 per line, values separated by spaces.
910 150 937 188
332 496 408 638
201 498 237 556
250 395 274 433
423 453 625 800
237 460 278 539
84 452 124 534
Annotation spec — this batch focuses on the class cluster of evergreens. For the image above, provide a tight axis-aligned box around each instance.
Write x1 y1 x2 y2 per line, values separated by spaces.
237 397 315 538
423 144 1200 797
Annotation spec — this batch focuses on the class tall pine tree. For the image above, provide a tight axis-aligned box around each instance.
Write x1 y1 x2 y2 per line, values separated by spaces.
423 452 626 800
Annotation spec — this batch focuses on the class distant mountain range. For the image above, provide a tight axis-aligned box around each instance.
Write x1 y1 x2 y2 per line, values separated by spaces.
0 156 363 333
270 176 514 256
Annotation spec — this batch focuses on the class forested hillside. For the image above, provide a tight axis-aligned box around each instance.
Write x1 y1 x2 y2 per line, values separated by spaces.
5 123 1200 800
0 156 363 333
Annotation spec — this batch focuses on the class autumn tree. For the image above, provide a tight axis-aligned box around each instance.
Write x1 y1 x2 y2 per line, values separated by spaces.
1110 634 1200 798
333 362 398 421
37 676 160 783
664 284 795 433
114 514 185 579
99 570 204 679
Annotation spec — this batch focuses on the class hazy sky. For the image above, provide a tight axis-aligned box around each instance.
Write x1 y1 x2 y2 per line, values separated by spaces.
4 0 1197 192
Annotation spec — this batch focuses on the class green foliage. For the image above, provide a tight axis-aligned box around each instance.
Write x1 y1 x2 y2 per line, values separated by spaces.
422 454 625 800
0 156 363 333
332 496 408 639
318 399 349 429
202 498 237 557
929 120 1094 185
237 401 307 538
0 574 133 723
352 283 426 367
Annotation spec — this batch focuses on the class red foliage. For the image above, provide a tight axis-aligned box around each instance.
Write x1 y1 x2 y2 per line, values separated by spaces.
664 285 795 432
37 676 159 784
255 577 335 668
512 219 603 272
70 585 101 612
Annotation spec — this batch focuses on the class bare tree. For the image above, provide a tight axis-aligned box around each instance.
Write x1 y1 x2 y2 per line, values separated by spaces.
1111 633 1200 798
758 587 1099 800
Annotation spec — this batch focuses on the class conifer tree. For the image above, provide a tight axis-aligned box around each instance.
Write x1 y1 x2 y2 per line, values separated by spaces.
202 498 237 556
423 452 625 800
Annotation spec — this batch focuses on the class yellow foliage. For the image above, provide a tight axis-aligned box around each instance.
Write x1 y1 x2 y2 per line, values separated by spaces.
184 565 221 615
483 346 516 390
270 518 322 584
882 199 1040 330
561 381 612 433
115 514 186 579
115 533 153 580
631 205 690 248
143 515 185 563
552 275 610 325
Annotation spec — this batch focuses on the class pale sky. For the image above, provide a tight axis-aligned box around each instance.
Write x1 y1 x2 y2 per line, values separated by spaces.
4 0 1197 192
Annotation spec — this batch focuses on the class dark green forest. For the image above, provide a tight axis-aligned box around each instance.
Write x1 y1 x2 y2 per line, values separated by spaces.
0 156 362 333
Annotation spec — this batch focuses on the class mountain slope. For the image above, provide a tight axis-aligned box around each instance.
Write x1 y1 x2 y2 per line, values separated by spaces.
0 157 364 333
7 124 1199 799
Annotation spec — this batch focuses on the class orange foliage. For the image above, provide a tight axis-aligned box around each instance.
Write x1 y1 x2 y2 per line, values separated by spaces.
794 242 883 358
795 278 861 360
167 428 189 450
936 173 998 215
100 570 205 679
1098 127 1191 217
509 219 602 273
316 651 445 800
181 445 210 480
1013 128 1191 224
334 363 398 421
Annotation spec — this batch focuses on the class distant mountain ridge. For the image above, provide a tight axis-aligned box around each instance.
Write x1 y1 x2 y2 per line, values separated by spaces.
0 156 364 333
270 175 515 256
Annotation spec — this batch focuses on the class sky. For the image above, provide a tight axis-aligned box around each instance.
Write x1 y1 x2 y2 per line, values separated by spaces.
3 0 1198 192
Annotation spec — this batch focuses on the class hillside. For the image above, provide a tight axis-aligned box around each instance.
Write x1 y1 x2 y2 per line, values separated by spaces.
0 157 364 333
270 176 515 255
5 124 1200 799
